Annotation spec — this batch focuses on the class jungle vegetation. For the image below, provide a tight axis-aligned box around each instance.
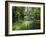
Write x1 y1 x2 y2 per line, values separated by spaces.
12 6 40 31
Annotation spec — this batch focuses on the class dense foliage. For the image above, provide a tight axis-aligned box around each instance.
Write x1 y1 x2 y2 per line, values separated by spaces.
12 6 40 30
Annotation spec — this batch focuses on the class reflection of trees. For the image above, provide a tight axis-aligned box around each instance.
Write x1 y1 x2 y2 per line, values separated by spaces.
12 6 40 30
